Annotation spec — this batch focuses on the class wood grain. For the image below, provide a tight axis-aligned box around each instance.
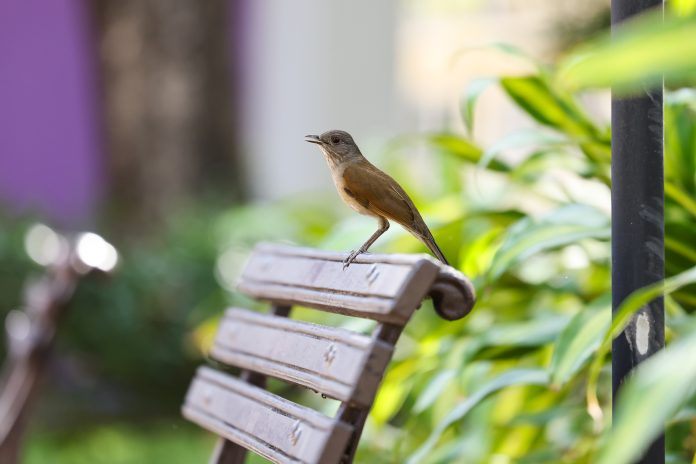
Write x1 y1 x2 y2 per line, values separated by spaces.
183 367 352 464
211 308 393 406
237 244 440 323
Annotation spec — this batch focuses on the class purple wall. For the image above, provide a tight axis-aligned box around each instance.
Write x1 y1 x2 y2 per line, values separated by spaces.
0 0 102 225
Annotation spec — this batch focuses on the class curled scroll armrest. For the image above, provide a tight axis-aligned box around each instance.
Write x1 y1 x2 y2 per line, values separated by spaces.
429 266 476 321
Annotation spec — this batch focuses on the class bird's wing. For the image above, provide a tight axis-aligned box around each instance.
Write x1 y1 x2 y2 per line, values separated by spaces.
342 161 420 229
343 160 450 265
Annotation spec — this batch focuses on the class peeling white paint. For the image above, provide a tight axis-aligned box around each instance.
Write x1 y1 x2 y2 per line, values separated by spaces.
636 313 650 355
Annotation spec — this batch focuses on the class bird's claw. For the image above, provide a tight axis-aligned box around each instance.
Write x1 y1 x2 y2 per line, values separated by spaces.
343 249 362 270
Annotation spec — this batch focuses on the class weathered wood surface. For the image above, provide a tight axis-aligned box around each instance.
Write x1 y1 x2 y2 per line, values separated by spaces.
237 243 476 323
182 367 352 464
237 243 441 324
208 366 278 464
211 308 393 406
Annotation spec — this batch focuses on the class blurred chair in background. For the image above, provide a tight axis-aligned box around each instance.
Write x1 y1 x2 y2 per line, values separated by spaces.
0 226 118 464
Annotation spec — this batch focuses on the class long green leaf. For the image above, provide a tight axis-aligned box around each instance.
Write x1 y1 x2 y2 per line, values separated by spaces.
500 74 611 183
478 128 569 170
427 133 510 172
487 204 610 281
412 369 457 414
585 265 696 424
595 319 696 464
665 236 696 263
461 78 495 135
665 91 696 194
406 369 549 464
500 75 602 140
559 12 696 91
665 182 696 219
474 315 570 361
549 294 611 387
510 149 592 183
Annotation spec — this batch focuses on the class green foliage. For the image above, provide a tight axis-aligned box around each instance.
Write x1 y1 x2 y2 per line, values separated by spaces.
549 294 610 388
602 339 696 464
26 422 214 464
348 67 696 463
485 204 609 282
461 77 495 135
407 369 550 464
593 268 696 464
559 7 696 92
0 197 342 434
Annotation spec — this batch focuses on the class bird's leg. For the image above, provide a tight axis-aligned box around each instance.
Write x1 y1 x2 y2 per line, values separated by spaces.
343 218 390 269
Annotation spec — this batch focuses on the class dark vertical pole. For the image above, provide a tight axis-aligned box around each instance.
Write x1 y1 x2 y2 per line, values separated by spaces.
611 0 664 463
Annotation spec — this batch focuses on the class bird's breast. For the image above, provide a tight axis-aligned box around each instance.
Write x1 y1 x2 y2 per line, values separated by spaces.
331 164 374 216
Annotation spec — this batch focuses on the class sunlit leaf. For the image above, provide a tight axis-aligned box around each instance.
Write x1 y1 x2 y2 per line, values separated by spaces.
559 12 696 91
487 204 610 281
500 75 601 140
500 74 610 184
459 227 504 278
479 128 569 170
550 294 611 387
427 133 510 172
407 369 549 464
371 363 415 424
474 315 570 360
672 0 696 16
665 236 696 263
413 369 457 414
665 90 696 194
191 314 222 355
595 319 696 464
461 78 495 135
511 150 592 183
586 265 696 424
665 182 696 219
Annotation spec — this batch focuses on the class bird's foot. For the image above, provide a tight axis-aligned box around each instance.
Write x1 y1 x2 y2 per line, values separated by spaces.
343 249 363 270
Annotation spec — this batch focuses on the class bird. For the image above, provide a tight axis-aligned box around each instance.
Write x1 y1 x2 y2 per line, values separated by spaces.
305 129 450 269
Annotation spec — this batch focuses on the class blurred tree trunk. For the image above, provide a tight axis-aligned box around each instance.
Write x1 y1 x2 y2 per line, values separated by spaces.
90 0 244 235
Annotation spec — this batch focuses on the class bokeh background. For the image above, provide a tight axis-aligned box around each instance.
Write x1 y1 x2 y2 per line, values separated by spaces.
2 0 696 463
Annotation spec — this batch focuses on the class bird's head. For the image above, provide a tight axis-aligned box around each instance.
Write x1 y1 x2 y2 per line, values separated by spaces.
305 130 362 163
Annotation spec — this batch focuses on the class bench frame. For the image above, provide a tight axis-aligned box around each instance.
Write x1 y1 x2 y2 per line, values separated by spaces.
182 243 475 464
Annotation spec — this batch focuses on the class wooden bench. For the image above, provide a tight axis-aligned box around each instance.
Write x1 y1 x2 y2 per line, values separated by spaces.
182 243 476 464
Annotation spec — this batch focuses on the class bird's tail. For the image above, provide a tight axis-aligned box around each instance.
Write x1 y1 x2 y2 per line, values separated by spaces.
418 229 450 266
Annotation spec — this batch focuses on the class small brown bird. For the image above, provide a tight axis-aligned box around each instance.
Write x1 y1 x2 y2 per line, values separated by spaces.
305 130 449 268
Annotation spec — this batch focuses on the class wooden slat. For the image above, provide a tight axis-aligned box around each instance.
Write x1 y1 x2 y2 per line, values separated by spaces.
237 243 440 324
182 367 352 464
210 308 393 407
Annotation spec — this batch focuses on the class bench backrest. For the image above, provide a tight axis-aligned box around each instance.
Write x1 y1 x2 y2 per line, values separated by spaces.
182 243 475 464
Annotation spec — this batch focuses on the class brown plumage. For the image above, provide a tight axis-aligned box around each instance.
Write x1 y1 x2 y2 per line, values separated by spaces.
305 130 449 268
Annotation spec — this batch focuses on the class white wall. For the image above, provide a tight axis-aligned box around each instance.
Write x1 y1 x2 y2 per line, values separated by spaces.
239 0 610 200
240 0 399 200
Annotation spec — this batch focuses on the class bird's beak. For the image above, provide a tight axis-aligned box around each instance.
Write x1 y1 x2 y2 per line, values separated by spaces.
305 134 322 145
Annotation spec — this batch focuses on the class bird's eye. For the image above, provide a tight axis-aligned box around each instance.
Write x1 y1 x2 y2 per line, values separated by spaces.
331 136 340 144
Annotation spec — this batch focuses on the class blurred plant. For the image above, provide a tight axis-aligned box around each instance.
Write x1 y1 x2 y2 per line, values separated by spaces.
559 0 696 92
344 43 696 464
0 196 341 454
